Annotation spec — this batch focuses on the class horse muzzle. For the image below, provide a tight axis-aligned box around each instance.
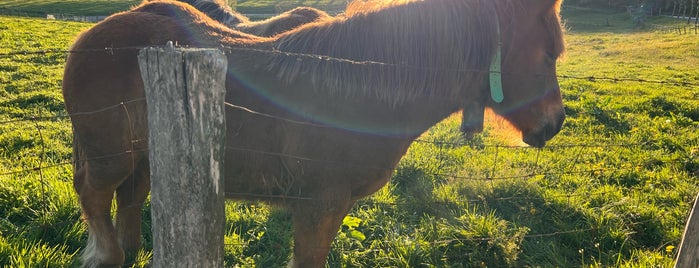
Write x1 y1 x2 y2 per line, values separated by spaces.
522 110 565 148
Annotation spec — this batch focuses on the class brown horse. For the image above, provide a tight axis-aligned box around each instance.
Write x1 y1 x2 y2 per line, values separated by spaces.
146 0 332 37
62 0 566 267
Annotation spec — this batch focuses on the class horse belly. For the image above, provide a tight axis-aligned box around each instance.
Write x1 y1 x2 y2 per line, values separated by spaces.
221 111 412 202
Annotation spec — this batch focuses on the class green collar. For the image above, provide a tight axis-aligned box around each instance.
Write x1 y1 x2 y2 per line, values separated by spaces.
489 19 504 103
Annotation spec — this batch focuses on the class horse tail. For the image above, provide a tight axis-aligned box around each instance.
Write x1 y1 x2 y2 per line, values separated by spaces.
72 129 83 173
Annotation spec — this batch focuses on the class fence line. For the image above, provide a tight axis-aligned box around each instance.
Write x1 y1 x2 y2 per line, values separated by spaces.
1 117 683 265
0 115 673 181
2 99 685 198
0 7 51 18
2 40 696 266
0 7 111 22
0 90 687 180
1 82 689 207
647 22 699 34
1 46 698 87
2 126 675 183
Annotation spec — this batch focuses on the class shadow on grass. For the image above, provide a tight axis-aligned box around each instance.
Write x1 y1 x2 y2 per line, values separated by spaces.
384 164 664 267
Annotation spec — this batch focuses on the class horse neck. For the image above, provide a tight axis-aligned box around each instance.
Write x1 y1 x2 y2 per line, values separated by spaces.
269 0 498 107
275 0 499 65
230 0 505 136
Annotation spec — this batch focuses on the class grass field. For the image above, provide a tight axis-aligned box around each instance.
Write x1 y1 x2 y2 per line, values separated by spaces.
1 3 699 267
0 0 347 16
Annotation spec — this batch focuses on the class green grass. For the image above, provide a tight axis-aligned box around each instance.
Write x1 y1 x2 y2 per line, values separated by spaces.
2 4 699 268
0 0 139 16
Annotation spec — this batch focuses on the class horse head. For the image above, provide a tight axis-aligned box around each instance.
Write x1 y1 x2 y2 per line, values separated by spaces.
462 0 565 148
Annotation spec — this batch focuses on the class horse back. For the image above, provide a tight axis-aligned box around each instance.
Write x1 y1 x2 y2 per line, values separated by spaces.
62 8 192 181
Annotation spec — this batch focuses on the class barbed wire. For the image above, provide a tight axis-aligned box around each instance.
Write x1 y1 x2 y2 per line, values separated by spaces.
2 139 674 183
0 127 658 192
1 115 676 182
0 114 70 125
3 85 690 264
1 45 698 87
0 93 682 179
0 46 144 58
4 96 688 220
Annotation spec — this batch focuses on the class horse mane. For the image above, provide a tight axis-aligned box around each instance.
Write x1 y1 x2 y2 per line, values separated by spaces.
237 7 332 37
132 1 263 46
547 0 566 58
143 0 250 25
264 0 519 106
133 0 564 106
343 0 420 16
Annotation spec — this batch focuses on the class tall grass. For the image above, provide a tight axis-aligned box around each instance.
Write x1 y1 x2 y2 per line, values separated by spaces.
1 5 698 267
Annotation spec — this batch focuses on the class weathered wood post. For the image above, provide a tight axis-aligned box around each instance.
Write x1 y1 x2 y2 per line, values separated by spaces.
675 192 699 268
138 43 227 267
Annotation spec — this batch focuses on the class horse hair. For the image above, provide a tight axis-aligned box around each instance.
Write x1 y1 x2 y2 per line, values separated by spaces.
262 0 565 107
143 0 250 24
237 7 332 37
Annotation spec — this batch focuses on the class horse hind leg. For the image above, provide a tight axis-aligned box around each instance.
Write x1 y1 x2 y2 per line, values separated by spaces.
80 216 123 268
75 169 124 267
74 157 133 267
115 158 150 261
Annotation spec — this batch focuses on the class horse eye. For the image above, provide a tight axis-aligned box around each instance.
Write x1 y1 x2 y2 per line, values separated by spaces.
545 52 557 63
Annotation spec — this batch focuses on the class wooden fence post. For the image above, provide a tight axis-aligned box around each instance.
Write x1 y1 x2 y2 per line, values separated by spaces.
138 43 227 267
675 192 699 268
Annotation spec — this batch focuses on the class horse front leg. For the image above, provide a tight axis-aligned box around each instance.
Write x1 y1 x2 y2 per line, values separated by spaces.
288 193 354 268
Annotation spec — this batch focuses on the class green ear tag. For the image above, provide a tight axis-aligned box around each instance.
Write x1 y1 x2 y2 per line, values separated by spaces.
489 18 504 104
489 49 504 103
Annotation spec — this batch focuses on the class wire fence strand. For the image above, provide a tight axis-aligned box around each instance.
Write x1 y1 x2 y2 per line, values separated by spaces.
1 46 698 87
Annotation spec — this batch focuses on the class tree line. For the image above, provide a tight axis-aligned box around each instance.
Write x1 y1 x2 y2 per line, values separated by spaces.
569 0 698 16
